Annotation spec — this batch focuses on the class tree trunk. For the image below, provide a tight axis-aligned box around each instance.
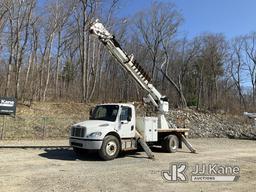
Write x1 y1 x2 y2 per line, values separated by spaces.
43 34 54 101
88 38 98 101
5 32 13 97
55 30 61 99
81 3 87 102
160 69 187 108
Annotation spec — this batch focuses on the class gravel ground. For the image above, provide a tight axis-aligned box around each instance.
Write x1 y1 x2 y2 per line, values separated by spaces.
0 138 255 192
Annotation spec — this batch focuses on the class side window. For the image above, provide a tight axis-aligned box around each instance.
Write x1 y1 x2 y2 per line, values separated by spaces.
120 107 132 121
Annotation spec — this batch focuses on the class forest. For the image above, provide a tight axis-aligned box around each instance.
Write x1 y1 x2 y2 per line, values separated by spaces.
0 0 255 114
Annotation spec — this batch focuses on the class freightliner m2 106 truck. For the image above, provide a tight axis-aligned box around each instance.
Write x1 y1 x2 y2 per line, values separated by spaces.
69 20 196 160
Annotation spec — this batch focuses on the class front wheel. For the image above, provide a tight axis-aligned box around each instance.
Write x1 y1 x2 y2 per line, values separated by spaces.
98 135 120 160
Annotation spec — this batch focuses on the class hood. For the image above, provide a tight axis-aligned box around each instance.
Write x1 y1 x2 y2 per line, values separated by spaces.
72 120 117 138
73 120 115 128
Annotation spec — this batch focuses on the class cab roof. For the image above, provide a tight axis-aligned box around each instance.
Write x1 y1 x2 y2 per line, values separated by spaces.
96 103 135 107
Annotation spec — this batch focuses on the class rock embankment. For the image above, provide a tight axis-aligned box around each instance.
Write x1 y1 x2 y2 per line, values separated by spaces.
168 109 256 140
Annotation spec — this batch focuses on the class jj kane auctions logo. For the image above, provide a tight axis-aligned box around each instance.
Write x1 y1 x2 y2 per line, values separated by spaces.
162 162 240 182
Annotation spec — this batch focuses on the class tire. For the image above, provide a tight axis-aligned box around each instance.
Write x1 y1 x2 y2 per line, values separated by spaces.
98 135 120 161
162 134 179 153
73 147 87 156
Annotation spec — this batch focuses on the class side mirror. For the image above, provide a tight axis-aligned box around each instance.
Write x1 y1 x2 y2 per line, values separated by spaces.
127 115 131 121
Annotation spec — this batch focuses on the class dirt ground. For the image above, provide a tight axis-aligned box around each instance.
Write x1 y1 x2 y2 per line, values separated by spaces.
0 138 255 192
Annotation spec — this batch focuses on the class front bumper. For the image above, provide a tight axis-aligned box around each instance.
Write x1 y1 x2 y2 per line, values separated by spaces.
69 137 103 150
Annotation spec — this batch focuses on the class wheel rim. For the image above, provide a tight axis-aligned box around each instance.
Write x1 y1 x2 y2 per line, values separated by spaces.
106 141 117 156
170 139 177 149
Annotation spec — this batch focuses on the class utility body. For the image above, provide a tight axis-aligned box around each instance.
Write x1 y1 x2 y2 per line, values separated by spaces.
69 20 196 160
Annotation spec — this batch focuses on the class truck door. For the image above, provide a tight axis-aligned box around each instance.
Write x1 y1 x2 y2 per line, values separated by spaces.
119 106 135 138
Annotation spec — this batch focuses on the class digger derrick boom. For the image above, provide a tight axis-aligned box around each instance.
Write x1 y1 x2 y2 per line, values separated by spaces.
89 20 169 114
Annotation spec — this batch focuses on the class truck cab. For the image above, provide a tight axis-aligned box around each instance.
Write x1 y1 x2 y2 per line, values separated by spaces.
69 103 137 160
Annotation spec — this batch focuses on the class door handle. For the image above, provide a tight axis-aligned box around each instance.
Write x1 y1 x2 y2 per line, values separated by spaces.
131 125 134 131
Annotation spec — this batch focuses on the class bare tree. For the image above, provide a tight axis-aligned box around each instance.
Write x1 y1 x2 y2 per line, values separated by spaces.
229 37 246 110
39 2 60 101
74 0 97 102
197 34 227 110
2 0 15 97
244 33 256 107
134 1 182 80
15 0 35 99
22 18 39 101
53 0 76 99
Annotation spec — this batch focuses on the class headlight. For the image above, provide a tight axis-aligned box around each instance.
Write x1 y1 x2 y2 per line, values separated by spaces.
88 132 102 137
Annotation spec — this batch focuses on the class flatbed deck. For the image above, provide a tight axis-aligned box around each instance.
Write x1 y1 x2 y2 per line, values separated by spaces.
157 128 189 132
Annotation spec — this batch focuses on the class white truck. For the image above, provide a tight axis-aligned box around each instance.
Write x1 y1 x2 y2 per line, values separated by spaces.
69 20 196 160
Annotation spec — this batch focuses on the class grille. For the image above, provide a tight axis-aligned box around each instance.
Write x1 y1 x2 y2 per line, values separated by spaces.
71 126 85 137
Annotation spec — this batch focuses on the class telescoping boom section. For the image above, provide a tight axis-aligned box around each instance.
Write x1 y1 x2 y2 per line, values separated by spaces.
89 20 171 129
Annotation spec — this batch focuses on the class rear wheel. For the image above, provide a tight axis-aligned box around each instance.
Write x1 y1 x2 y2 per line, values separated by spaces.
98 135 120 160
162 134 179 153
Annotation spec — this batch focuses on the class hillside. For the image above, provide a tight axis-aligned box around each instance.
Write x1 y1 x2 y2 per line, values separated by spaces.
1 102 92 140
1 102 255 140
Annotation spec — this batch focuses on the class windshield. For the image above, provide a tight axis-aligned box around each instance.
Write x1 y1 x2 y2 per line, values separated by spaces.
90 105 119 122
